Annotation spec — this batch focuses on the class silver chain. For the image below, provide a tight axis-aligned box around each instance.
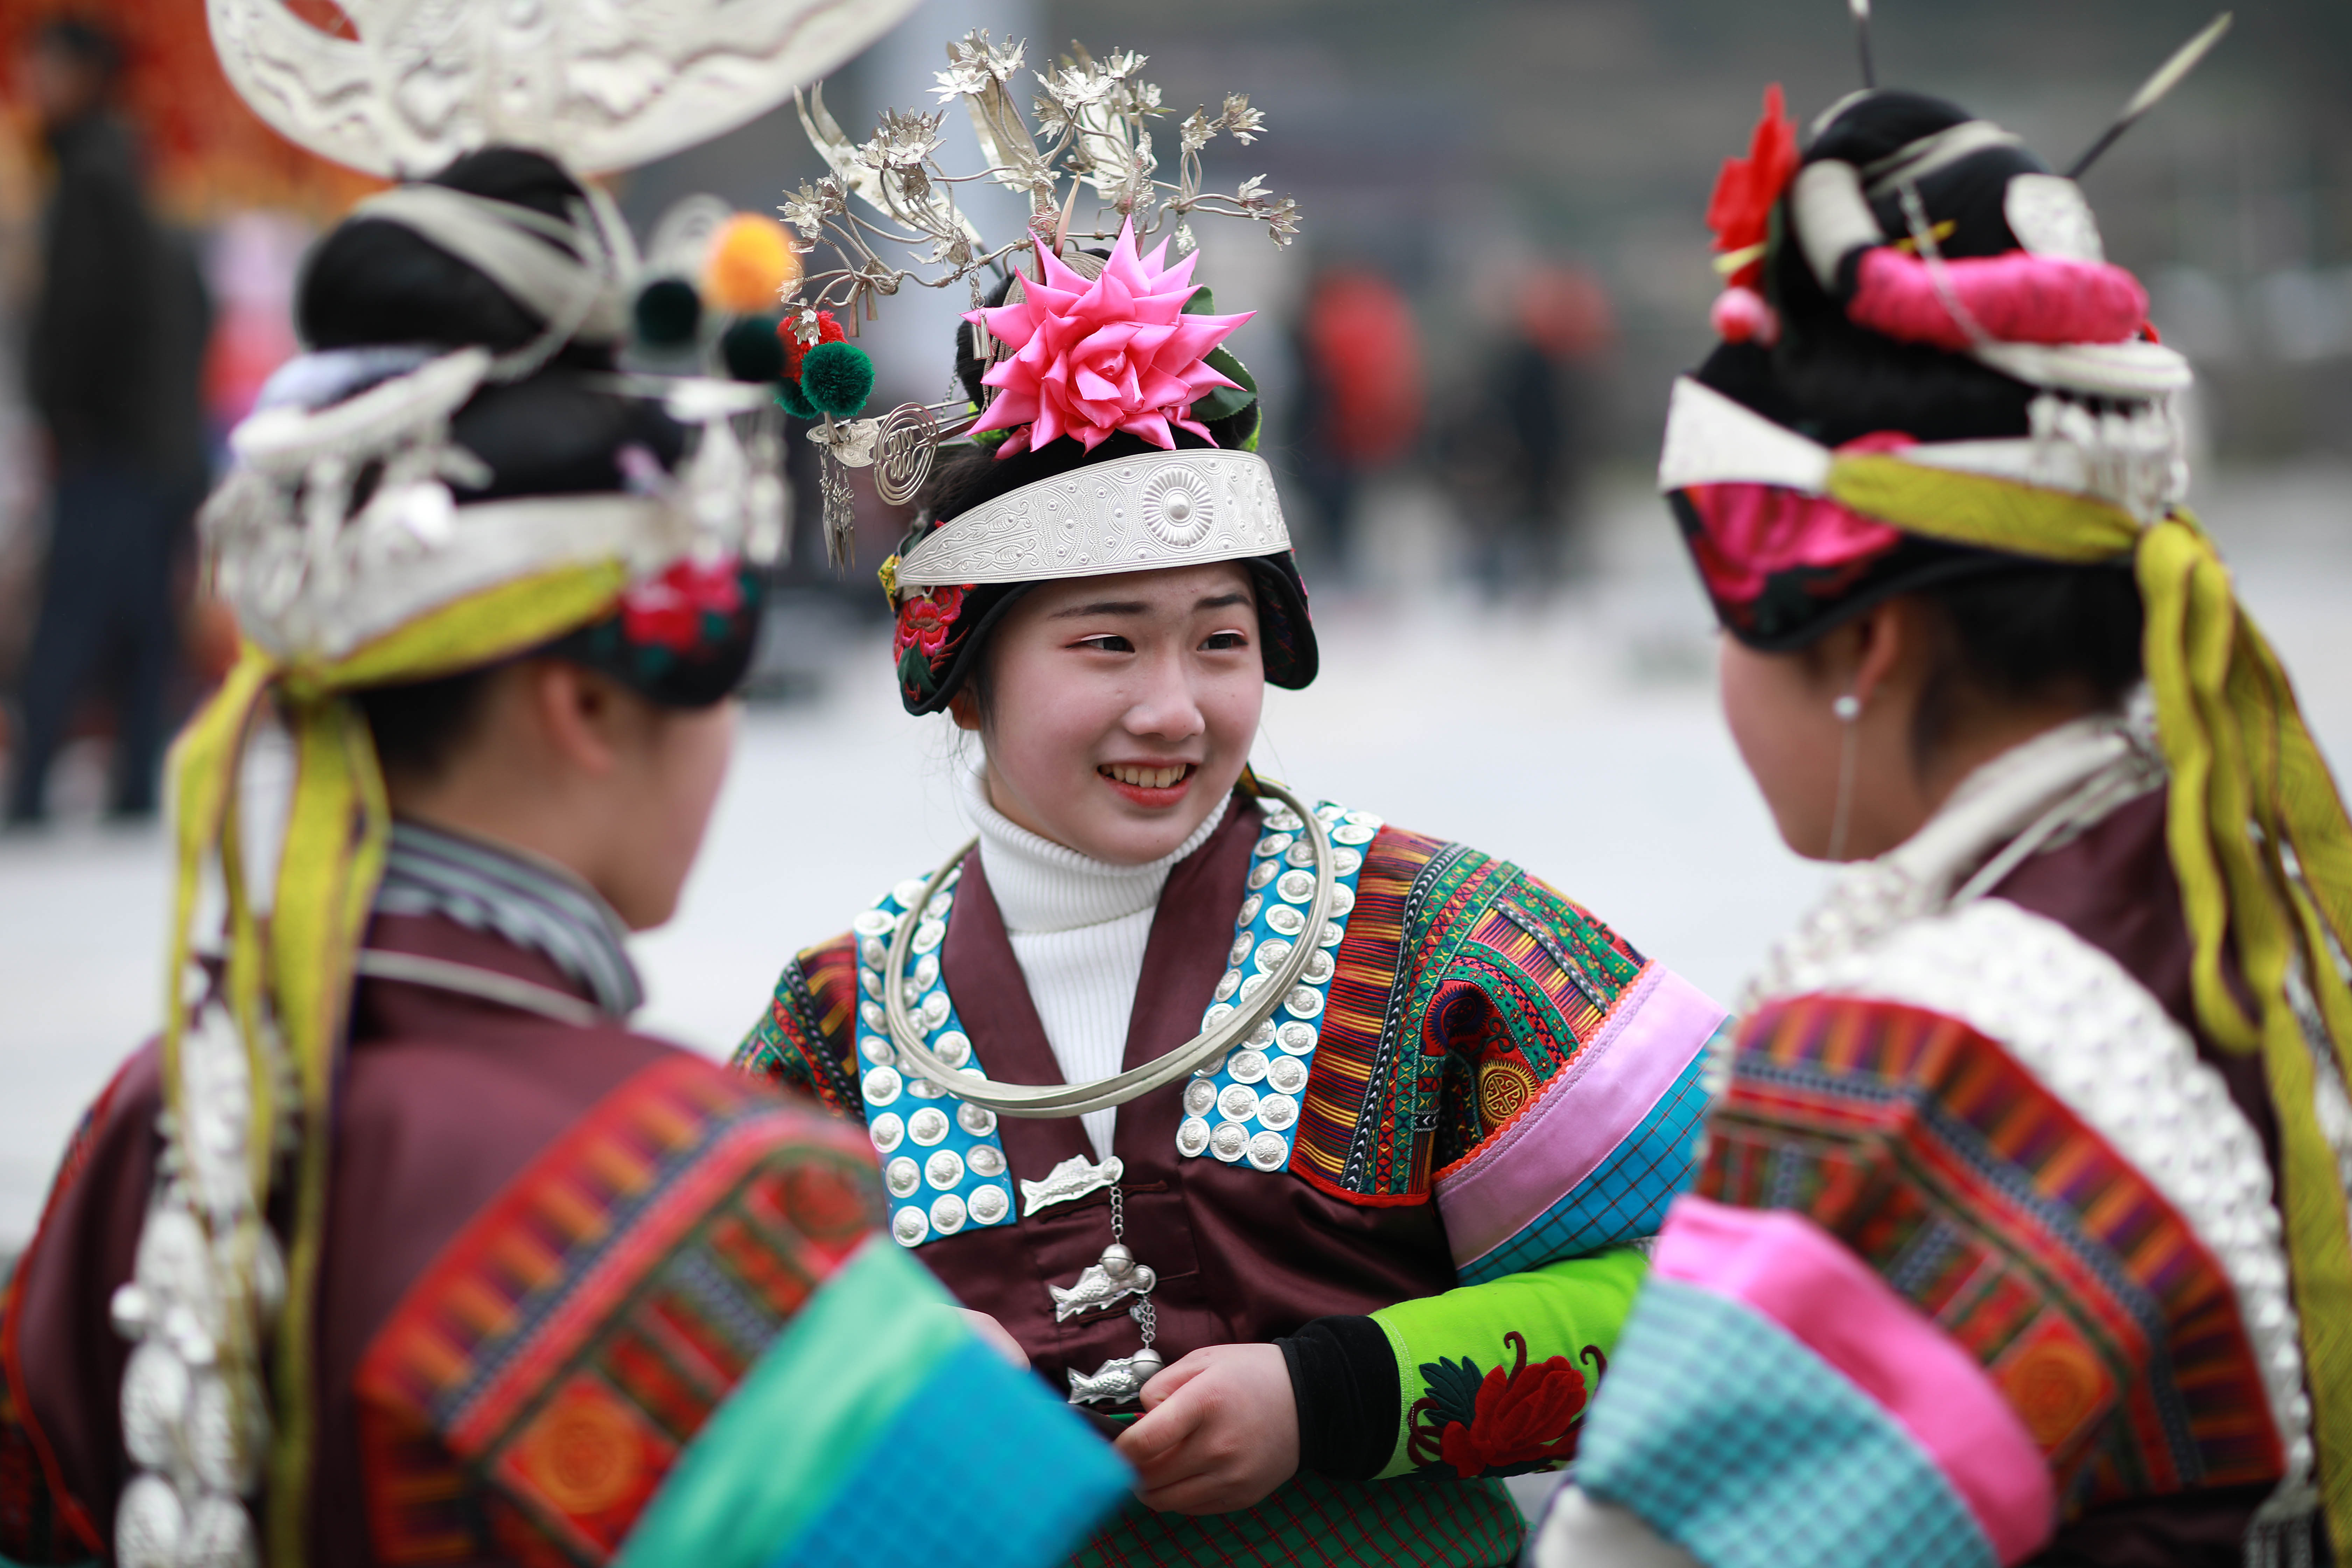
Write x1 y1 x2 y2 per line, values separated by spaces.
1108 1184 1125 1243
1108 1185 1153 1349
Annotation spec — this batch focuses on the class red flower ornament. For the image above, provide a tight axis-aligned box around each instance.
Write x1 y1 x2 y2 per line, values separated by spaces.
1408 1332 1606 1479
620 557 745 653
1706 84 1799 294
895 585 966 663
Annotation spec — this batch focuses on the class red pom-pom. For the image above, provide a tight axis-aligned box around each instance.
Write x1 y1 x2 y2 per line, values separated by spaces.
1706 85 1798 293
778 309 848 381
1711 286 1780 345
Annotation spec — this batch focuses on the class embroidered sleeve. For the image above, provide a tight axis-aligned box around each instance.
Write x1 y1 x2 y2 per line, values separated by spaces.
2 1064 133 1566
1368 1247 1648 1482
732 934 864 1120
1567 993 2290 1568
356 1057 1126 1568
1423 871 1727 1281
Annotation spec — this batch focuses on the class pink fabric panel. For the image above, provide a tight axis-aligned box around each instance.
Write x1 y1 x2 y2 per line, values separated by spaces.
1435 965 1723 1269
1847 246 2146 351
1655 1196 2057 1566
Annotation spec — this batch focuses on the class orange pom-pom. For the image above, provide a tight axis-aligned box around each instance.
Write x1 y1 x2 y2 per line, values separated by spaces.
703 214 800 314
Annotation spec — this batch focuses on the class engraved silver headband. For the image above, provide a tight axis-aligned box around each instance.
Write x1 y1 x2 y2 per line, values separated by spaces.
892 449 1290 591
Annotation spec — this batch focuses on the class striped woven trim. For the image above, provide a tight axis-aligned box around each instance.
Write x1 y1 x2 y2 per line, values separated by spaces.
377 818 642 1016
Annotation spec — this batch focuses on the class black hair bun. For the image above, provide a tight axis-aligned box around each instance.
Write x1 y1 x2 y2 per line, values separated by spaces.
297 146 611 363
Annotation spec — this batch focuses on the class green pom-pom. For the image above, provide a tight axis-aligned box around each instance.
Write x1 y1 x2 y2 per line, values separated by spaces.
633 277 702 346
721 315 786 383
775 378 817 421
802 340 874 419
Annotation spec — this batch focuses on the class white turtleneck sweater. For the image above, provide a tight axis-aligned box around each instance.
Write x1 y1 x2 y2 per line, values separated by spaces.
962 767 1230 1159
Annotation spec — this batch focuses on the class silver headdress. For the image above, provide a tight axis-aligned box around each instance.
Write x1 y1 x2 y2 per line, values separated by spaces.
773 33 1301 566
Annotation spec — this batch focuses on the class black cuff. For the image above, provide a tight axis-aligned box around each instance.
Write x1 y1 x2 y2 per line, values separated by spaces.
1277 1315 1400 1482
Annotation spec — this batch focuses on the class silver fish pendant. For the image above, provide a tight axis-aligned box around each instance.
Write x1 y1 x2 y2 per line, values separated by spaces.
1021 1153 1123 1217
1049 1244 1157 1322
1067 1346 1166 1406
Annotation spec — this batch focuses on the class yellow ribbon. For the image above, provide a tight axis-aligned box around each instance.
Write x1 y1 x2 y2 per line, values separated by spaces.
1828 452 2352 1550
158 561 628 1567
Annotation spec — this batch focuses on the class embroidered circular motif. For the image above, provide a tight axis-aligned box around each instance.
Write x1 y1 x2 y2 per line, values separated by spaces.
2003 1335 2108 1447
522 1386 642 1517
1478 1059 1540 1128
1142 468 1216 547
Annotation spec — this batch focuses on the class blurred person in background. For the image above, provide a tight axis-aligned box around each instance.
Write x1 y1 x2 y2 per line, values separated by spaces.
6 15 210 826
1441 264 1612 598
1288 264 1421 581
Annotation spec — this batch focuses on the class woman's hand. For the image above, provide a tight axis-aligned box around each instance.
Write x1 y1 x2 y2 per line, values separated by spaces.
1114 1343 1300 1514
958 1309 1030 1367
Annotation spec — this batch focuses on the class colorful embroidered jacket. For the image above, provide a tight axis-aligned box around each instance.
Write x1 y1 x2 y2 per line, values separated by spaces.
1531 718 2324 1568
0 897 1125 1567
737 793 1729 1567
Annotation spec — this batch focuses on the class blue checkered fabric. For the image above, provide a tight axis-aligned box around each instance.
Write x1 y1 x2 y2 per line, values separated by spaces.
1459 1051 1713 1284
776 1338 1131 1568
1578 1280 1995 1568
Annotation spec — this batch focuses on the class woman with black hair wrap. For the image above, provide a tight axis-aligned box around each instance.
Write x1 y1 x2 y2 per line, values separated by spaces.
1528 78 2352 1568
0 131 1123 1568
735 189 1729 1562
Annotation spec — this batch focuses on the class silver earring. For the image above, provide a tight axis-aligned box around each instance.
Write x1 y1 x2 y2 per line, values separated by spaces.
1828 691 1862 862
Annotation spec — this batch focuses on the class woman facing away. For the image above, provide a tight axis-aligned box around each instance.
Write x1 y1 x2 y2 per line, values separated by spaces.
733 200 1731 1562
1529 74 2352 1568
0 137 1124 1568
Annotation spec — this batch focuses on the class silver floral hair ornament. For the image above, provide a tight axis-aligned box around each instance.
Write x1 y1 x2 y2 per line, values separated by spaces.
776 32 1301 564
122 8 917 1568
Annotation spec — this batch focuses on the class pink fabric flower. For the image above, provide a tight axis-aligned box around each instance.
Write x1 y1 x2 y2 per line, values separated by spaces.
620 557 744 652
965 219 1253 459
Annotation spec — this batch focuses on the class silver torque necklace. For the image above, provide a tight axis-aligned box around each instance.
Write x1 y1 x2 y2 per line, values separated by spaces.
881 776 1337 1118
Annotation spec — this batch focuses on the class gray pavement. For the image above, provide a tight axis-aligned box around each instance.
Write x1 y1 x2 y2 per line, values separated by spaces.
2 463 2346 1248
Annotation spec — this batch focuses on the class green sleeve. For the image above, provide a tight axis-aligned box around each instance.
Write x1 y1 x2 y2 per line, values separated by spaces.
1368 1247 1648 1480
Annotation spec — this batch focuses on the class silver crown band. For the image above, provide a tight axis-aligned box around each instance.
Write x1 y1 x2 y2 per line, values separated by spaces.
894 449 1289 592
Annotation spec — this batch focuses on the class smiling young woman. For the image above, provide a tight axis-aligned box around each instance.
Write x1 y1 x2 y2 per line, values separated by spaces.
733 216 1730 1568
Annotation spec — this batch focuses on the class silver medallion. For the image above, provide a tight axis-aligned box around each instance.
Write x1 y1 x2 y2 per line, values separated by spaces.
892 878 929 910
1068 1348 1166 1406
1176 1116 1212 1157
1320 920 1346 949
860 968 883 1000
1284 986 1325 1020
920 990 952 1028
1210 1121 1249 1162
967 1143 1006 1177
1183 1079 1218 1117
908 1106 951 1146
1239 895 1263 925
1247 1018 1279 1048
860 1000 888 1032
925 1149 966 1189
968 1183 1010 1224
853 909 895 938
1255 832 1294 858
1332 848 1364 877
1264 807 1306 832
892 1205 930 1245
1227 1050 1269 1085
861 1034 895 1065
861 935 888 968
1229 933 1255 966
933 1029 972 1068
1218 1083 1260 1122
930 1193 968 1234
1202 1002 1237 1029
1213 969 1242 1002
1253 938 1294 974
862 1065 903 1106
1265 904 1307 938
1266 1056 1310 1095
122 1342 192 1470
1276 869 1316 904
1247 1131 1291 1171
1332 822 1377 847
115 1474 188 1568
913 919 947 955
957 1101 998 1138
182 1492 259 1568
886 1157 922 1198
1021 1153 1124 1216
1257 1093 1300 1132
1303 950 1337 986
1248 861 1279 891
912 953 941 991
1329 884 1356 917
1285 839 1317 868
905 1075 943 1099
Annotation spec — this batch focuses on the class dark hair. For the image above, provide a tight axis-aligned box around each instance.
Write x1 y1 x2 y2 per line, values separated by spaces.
355 668 499 785
35 18 121 82
1909 564 2144 763
298 147 610 362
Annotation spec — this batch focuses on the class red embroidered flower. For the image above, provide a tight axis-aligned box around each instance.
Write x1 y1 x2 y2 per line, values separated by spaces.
894 585 966 663
1433 1334 1597 1479
779 309 847 381
1706 84 1798 292
619 557 744 653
